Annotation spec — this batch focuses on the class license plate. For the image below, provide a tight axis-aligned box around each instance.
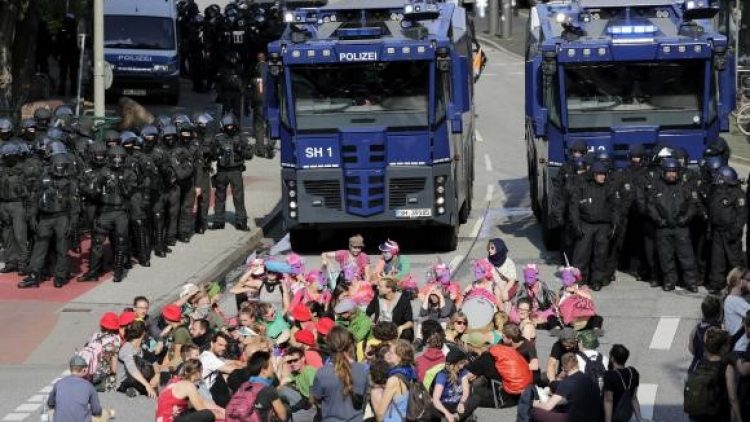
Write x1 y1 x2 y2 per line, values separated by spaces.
123 89 147 96
395 208 432 218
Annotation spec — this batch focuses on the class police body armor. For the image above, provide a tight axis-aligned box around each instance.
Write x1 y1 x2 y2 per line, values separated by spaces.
0 167 26 202
100 170 127 207
215 134 248 170
38 176 71 214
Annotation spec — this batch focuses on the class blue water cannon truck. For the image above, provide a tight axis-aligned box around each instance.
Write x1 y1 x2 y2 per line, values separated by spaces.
525 0 736 249
265 0 480 250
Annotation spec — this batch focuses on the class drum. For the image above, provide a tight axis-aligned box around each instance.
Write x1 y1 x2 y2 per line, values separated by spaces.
461 289 497 330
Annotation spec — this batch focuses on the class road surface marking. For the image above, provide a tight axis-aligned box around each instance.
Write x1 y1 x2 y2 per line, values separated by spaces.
26 395 45 403
470 218 483 239
475 130 484 143
649 317 680 350
14 404 39 413
638 383 658 420
449 255 462 271
484 154 493 172
38 386 53 394
2 414 28 421
485 184 494 202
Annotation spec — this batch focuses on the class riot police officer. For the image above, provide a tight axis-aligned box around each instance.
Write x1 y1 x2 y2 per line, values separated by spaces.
707 166 745 294
646 158 699 292
0 118 14 141
0 142 29 273
20 119 38 144
619 144 649 278
33 108 52 136
211 114 253 231
218 51 245 119
192 113 216 234
141 125 171 257
168 122 196 243
79 142 108 243
120 132 151 267
79 146 136 283
20 154 78 288
569 161 619 291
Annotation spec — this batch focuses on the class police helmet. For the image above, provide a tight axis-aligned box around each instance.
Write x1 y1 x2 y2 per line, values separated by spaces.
706 137 729 157
595 150 611 164
0 142 22 164
21 118 37 134
10 139 31 157
205 4 221 18
590 161 609 175
46 140 68 158
119 131 139 150
572 157 587 173
46 127 65 143
0 117 14 139
33 107 52 128
629 144 647 159
661 157 681 172
162 124 178 146
224 2 239 15
89 141 108 166
108 145 127 168
703 155 726 173
715 166 739 186
104 129 120 147
155 114 173 129
220 114 239 135
172 113 192 127
140 125 159 146
50 153 73 177
568 139 587 155
194 112 214 128
52 105 74 129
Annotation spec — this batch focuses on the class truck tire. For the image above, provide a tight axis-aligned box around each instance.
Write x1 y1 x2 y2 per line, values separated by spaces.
541 192 560 250
290 229 316 253
433 224 459 252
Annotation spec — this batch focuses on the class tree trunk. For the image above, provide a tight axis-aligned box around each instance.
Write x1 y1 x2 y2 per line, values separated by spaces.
0 1 20 110
12 1 40 104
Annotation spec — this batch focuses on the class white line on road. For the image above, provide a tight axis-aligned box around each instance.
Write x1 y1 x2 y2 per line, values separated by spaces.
638 383 658 420
485 184 494 202
2 414 28 421
475 130 484 143
649 317 680 350
449 255 462 271
484 154 493 172
14 403 40 413
26 395 45 403
38 386 53 394
470 218 483 239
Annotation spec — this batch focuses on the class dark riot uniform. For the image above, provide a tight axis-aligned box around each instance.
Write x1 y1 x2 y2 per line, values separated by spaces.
646 158 699 292
211 115 253 230
569 162 619 290
0 143 29 273
120 133 152 267
20 154 78 288
707 167 746 293
141 126 171 257
218 52 245 119
80 146 137 283
159 126 184 246
168 124 197 243
192 115 217 234
618 148 649 278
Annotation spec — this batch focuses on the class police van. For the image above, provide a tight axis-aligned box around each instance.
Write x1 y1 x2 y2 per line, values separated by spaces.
104 0 180 104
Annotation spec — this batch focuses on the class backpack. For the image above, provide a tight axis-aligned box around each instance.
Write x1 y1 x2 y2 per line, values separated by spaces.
488 345 533 395
76 333 117 387
612 368 635 422
394 374 436 422
225 381 266 422
684 360 723 417
423 363 446 393
579 352 607 388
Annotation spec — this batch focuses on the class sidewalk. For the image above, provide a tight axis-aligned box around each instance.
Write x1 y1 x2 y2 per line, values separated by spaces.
725 122 750 166
0 155 282 366
475 9 528 58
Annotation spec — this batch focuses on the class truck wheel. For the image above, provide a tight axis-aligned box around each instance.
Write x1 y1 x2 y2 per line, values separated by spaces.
290 229 316 253
541 193 560 250
528 149 540 219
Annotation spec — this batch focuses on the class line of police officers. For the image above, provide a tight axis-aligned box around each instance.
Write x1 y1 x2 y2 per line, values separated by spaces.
552 138 746 294
0 105 270 289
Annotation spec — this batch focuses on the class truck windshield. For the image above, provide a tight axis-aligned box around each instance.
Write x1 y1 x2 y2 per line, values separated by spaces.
564 61 706 130
290 61 429 131
104 16 175 50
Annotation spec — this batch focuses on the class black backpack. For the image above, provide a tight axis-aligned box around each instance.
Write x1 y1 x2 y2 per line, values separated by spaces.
579 352 606 390
612 368 635 422
684 360 723 417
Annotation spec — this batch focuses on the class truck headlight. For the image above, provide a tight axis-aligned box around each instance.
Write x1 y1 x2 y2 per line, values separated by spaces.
289 201 297 209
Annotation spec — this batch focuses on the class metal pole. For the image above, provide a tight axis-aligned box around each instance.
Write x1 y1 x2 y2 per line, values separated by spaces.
75 33 86 117
93 0 105 117
489 0 499 36
501 0 512 39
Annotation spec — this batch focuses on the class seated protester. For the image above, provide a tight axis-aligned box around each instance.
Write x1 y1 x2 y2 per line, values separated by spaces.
320 234 371 283
278 346 318 416
487 238 519 309
490 310 509 345
576 330 608 382
257 302 291 346
155 359 225 422
290 270 332 314
357 321 399 362
314 317 336 361
502 323 541 385
374 339 418 421
190 293 225 332
464 259 504 308
260 260 293 312
199 332 245 407
371 240 411 283
293 329 324 369
232 351 289 422
445 312 470 352
226 337 275 393
176 283 202 319
510 264 557 330
345 263 376 308
82 312 122 392
418 261 463 308
367 276 414 341
284 253 307 295
555 266 603 331
230 258 266 311
546 328 580 386
603 344 643 422
514 298 537 343
288 304 315 345
432 349 473 422
684 327 741 422
168 344 201 382
415 321 447 382
189 319 212 352
419 283 455 323
463 332 530 409
365 356 392 422
117 321 158 398
236 308 264 339
335 298 372 343
311 326 370 422
532 352 604 422
160 304 194 371
723 267 750 340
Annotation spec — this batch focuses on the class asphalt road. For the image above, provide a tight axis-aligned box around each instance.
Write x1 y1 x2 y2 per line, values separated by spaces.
0 43 725 422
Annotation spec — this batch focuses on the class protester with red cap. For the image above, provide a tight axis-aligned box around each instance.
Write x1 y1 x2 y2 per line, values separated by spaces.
294 329 324 369
161 304 192 369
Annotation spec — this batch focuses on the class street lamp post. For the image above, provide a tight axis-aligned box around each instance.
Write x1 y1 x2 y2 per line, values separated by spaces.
93 0 105 117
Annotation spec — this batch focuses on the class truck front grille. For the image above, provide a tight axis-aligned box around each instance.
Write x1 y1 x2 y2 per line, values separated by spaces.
389 177 426 208
304 180 342 210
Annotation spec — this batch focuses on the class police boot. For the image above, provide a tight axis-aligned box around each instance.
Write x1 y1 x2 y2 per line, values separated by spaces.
195 216 207 234
177 234 191 243
235 220 249 231
154 229 167 258
210 222 225 230
113 237 128 283
54 275 69 288
135 220 151 267
18 272 42 288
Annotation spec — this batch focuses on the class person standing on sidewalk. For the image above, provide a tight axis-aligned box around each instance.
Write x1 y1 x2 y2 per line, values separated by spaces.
210 114 253 231
47 355 111 422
